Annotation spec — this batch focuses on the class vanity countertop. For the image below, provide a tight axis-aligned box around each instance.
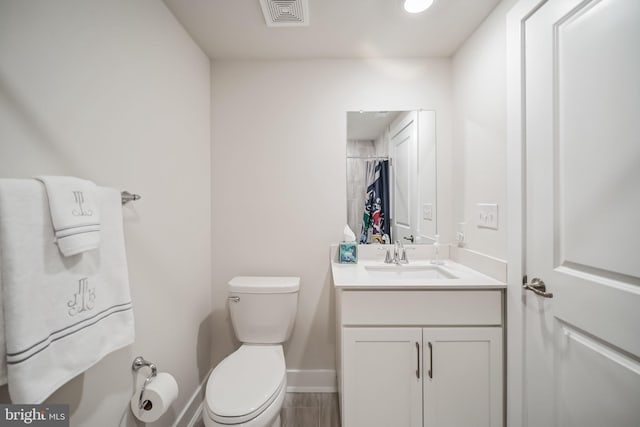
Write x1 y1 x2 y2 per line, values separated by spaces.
331 257 506 290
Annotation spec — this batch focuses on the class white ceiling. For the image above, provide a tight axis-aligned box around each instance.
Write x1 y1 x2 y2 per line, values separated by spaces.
163 0 502 60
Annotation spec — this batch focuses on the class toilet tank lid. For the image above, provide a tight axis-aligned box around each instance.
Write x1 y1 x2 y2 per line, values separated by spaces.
228 276 300 293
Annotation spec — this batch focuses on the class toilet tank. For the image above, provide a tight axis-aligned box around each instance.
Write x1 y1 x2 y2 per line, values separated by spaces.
228 276 300 344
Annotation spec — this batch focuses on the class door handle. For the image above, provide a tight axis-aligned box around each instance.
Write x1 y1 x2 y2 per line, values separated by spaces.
403 234 414 243
523 276 553 298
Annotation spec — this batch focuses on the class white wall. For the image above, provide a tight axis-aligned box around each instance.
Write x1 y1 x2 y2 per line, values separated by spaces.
451 0 518 260
210 59 452 374
0 1 211 425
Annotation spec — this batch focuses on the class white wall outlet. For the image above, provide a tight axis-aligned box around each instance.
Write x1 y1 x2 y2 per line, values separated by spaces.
477 203 498 230
422 203 433 221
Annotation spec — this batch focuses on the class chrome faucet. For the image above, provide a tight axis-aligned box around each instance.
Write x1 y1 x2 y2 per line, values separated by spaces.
394 241 402 264
382 241 410 264
392 241 409 264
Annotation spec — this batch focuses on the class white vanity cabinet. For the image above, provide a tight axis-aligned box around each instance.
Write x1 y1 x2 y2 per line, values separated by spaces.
337 289 504 427
342 327 423 427
422 327 502 427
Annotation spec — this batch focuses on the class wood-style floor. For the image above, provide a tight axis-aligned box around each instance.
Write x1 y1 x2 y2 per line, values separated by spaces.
195 392 341 427
282 393 341 427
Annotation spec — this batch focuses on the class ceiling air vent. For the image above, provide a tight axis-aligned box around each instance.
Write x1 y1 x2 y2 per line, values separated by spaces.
259 0 310 27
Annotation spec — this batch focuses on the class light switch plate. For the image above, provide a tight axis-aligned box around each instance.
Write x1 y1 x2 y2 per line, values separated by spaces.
422 203 433 221
477 203 498 230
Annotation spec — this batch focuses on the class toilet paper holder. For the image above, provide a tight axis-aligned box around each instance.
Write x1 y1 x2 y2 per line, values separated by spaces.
132 356 157 410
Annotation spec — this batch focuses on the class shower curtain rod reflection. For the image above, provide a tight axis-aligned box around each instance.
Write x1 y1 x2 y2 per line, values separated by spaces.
346 155 389 159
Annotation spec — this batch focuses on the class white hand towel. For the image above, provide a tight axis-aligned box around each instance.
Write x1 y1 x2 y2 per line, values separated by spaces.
0 179 134 403
35 176 101 256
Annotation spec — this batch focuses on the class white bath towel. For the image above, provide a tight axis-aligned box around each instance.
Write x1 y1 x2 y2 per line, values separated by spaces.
35 176 101 257
0 179 134 403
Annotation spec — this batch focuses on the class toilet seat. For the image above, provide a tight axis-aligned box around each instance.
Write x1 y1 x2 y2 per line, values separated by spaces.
205 345 285 425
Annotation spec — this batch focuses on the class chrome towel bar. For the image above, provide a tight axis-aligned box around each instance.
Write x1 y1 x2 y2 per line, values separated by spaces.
121 191 141 205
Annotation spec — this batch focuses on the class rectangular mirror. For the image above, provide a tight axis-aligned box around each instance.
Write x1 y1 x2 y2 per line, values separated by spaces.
347 110 437 244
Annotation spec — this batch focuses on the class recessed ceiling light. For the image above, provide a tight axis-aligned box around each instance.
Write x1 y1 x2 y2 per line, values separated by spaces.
404 0 434 14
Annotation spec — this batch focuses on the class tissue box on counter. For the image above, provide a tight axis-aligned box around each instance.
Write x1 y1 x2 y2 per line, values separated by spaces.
339 242 358 264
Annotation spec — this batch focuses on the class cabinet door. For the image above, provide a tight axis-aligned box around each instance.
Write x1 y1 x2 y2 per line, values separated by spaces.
423 327 502 427
343 327 422 427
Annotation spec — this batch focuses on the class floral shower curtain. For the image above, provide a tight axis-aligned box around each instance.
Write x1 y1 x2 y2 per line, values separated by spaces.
359 160 390 244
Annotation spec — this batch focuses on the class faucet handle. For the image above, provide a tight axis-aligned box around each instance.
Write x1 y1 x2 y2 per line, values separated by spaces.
384 248 394 264
400 247 416 264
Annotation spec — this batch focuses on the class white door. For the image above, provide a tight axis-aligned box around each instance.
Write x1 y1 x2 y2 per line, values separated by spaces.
523 1 640 426
342 327 422 427
391 112 418 244
423 327 502 427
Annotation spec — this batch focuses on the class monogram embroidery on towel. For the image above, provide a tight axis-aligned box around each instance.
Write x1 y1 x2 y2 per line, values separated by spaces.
72 190 93 216
67 277 96 316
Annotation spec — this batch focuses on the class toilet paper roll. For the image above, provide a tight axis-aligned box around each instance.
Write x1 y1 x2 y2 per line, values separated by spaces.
130 372 179 423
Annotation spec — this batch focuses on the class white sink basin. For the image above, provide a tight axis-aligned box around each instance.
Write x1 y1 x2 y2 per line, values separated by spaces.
364 263 459 279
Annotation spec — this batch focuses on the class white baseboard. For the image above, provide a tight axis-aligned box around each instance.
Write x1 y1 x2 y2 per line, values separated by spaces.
286 369 337 393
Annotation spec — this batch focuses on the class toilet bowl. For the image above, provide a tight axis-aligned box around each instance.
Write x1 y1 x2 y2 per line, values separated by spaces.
203 276 299 427
203 345 286 427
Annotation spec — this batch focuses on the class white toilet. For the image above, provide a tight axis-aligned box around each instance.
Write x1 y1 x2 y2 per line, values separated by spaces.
203 276 300 427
